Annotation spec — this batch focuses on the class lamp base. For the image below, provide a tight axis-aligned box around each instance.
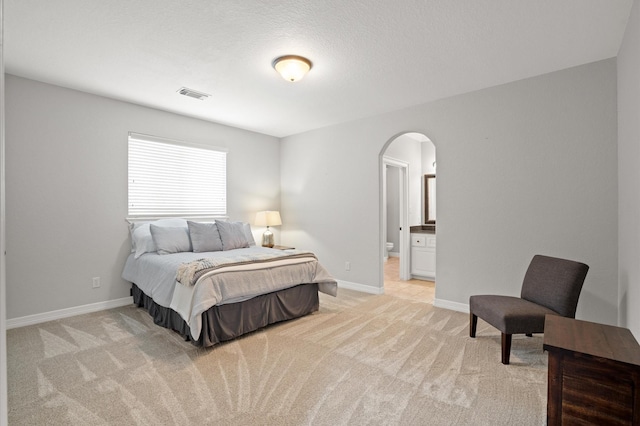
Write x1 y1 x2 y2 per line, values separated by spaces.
262 228 274 248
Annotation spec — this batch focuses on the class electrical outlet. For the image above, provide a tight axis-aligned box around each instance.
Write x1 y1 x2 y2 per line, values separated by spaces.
92 277 101 288
345 261 351 271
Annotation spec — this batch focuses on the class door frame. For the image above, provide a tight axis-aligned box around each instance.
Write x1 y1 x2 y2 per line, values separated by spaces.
382 156 410 281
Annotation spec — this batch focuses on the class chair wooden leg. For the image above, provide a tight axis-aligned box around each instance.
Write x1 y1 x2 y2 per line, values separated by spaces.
470 313 478 338
501 333 512 365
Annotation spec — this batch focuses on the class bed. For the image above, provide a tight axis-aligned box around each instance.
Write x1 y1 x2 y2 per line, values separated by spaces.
122 218 337 347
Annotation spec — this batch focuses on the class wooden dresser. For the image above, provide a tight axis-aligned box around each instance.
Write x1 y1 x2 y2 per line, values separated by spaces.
543 314 640 425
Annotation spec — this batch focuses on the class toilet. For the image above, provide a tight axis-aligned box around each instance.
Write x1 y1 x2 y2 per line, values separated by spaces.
385 242 394 261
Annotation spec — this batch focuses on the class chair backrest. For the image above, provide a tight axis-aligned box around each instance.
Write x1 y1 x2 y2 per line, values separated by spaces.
520 255 589 318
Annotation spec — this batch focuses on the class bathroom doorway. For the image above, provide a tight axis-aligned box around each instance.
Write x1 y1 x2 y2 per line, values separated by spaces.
382 157 410 280
380 132 436 301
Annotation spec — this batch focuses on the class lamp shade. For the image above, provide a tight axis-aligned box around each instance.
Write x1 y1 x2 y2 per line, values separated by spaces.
255 211 282 227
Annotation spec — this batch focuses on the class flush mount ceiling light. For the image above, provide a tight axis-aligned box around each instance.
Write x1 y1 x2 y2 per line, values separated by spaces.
272 55 312 82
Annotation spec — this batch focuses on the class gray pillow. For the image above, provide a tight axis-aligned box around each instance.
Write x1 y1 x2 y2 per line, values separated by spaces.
243 222 256 246
150 224 192 255
188 221 223 252
216 221 250 251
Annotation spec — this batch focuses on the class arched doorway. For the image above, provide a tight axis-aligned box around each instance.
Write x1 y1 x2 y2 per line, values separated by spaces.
380 132 436 299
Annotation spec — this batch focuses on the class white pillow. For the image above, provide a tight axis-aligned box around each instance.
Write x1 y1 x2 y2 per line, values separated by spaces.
129 218 188 258
188 221 223 252
150 224 192 255
131 223 155 258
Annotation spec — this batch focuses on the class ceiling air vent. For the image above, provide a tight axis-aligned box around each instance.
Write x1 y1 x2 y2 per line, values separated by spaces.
177 87 210 100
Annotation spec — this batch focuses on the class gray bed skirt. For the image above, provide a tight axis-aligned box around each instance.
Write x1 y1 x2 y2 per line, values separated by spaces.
131 283 319 347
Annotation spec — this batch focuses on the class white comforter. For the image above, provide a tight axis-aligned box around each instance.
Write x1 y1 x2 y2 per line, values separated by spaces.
122 246 337 339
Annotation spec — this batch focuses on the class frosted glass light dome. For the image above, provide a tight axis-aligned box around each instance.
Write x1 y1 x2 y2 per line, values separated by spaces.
272 55 312 82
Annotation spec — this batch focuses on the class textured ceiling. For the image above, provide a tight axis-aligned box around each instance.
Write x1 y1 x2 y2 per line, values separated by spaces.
4 0 633 137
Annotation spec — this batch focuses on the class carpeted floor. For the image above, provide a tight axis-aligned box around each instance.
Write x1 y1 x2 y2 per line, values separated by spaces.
7 287 547 425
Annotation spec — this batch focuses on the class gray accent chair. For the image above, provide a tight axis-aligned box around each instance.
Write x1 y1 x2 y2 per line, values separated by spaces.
469 255 589 364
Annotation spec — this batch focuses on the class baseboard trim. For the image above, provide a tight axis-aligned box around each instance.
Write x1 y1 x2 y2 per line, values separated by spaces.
6 296 134 329
434 298 469 313
411 274 435 281
6 292 467 328
337 280 384 295
388 252 399 258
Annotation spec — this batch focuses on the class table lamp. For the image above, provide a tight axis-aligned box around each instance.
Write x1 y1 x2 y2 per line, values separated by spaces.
255 211 282 247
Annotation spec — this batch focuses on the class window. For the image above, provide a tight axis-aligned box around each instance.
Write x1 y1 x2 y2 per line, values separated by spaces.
128 133 227 217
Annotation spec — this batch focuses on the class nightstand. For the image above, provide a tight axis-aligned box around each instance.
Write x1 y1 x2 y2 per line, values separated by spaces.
272 245 295 250
544 314 640 424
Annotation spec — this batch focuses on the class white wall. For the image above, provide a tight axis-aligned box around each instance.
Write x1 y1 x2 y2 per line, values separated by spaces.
618 0 640 337
5 75 281 319
281 59 619 325
3 57 622 327
0 0 8 422
421 141 436 224
421 141 436 176
384 134 423 226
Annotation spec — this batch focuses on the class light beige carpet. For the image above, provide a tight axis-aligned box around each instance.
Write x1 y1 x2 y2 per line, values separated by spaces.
7 289 547 425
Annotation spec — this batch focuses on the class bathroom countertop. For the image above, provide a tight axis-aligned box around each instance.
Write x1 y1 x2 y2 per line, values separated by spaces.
410 225 436 234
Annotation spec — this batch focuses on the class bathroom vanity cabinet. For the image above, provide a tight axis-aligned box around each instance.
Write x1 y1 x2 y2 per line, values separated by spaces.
410 233 436 280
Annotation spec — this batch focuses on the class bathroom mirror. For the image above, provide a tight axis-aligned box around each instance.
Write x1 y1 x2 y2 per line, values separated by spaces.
424 174 436 223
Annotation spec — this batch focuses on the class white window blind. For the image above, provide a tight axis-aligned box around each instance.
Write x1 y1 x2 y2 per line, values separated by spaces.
128 133 227 217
